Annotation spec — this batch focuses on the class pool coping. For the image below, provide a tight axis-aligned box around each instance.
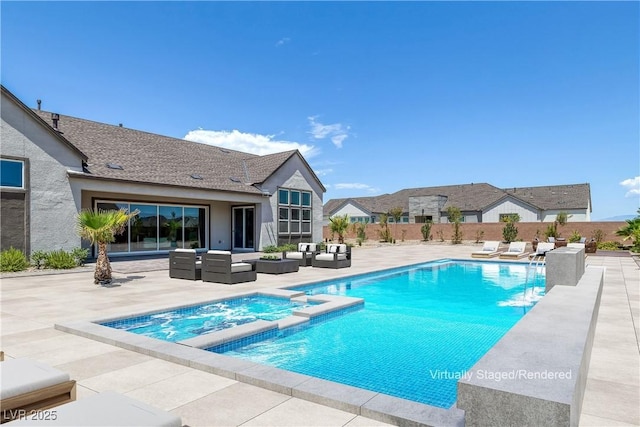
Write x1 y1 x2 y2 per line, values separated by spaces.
56 318 465 426
54 259 485 426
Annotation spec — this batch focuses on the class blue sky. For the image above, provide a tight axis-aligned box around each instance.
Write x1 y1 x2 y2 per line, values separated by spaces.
2 1 638 220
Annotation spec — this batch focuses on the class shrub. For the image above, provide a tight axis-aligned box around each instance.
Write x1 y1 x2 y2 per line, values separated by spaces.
475 230 484 244
31 250 48 269
44 250 77 269
502 222 518 243
277 243 297 252
259 255 279 260
401 229 407 242
437 230 445 242
447 206 463 244
421 221 432 241
592 229 605 244
568 230 582 243
0 247 29 272
262 245 279 253
71 247 89 266
597 241 619 250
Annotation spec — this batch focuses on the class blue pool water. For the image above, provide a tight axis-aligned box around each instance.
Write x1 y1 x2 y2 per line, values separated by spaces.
211 260 545 408
102 296 316 342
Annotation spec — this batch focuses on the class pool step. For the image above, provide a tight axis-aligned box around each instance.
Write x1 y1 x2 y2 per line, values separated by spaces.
293 296 364 319
176 320 277 349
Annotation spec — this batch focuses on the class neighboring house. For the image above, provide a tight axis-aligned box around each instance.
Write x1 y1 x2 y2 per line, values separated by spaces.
0 86 325 256
324 182 591 224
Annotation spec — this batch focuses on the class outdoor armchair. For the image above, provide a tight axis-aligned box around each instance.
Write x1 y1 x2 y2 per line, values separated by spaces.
169 249 201 280
312 244 351 269
202 250 256 284
283 243 319 267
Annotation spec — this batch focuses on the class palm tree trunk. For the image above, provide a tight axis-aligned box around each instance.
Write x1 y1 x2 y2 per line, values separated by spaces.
94 242 112 284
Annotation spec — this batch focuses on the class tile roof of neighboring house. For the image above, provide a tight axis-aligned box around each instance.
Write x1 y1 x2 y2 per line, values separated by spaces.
324 183 591 216
31 110 318 194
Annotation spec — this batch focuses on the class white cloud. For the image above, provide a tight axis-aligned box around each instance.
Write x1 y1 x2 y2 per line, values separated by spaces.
275 37 290 47
334 183 378 193
184 129 318 158
620 176 640 197
314 168 333 177
307 116 350 148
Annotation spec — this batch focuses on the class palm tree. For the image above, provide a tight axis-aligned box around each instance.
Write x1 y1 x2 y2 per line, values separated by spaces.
77 208 139 284
388 207 403 242
329 214 350 244
616 209 640 251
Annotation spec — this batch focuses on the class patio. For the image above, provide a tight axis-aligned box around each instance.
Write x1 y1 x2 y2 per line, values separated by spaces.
1 243 638 426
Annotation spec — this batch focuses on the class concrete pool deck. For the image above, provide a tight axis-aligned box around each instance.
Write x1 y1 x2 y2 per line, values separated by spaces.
1 243 638 426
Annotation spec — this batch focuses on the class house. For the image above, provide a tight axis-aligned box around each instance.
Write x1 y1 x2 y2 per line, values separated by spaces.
0 85 325 256
324 182 591 224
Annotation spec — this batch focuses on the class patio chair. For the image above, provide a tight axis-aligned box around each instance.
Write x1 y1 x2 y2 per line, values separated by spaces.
282 243 319 267
471 241 502 258
499 242 529 259
529 242 555 260
5 390 181 426
312 244 351 269
169 249 201 280
1 358 76 423
202 250 256 284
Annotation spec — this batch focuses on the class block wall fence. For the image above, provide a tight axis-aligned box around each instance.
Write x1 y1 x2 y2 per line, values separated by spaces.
322 221 627 243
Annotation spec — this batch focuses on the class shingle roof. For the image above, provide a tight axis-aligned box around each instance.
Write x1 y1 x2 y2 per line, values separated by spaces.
324 182 591 216
31 110 310 194
503 183 591 210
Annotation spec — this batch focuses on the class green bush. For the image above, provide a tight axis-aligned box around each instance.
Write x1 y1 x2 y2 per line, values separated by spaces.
31 250 48 269
421 221 433 241
502 222 518 243
597 241 620 250
277 243 297 252
45 249 78 269
0 247 29 272
568 230 582 243
71 247 89 266
262 245 279 253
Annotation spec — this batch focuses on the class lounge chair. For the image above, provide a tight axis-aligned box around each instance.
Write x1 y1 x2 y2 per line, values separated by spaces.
169 249 201 280
547 237 556 244
5 390 181 426
471 241 502 258
499 242 529 259
529 242 555 260
282 243 319 267
202 250 256 284
312 244 351 269
1 358 76 423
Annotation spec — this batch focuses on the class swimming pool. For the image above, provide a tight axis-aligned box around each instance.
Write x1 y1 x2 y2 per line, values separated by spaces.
102 295 316 342
209 260 545 408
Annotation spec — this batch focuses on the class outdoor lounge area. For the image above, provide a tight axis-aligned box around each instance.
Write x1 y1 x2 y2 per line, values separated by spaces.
1 243 638 427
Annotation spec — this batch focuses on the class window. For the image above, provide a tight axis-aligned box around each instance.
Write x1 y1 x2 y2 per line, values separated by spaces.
96 201 207 253
278 187 312 235
1 159 24 188
499 213 518 222
416 216 433 223
278 189 289 205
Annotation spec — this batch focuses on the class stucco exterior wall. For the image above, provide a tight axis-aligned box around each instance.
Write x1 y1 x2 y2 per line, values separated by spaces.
542 209 590 222
260 154 324 249
1 95 84 254
331 203 369 218
483 197 540 222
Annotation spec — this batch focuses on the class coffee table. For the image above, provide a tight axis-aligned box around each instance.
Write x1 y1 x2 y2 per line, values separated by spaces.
243 258 299 274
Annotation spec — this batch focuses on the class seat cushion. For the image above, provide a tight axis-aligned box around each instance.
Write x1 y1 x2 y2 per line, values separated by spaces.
231 262 252 273
297 243 309 252
173 248 195 253
208 250 231 255
6 390 182 426
307 243 317 252
0 358 70 400
285 252 304 260
315 253 346 261
328 245 339 253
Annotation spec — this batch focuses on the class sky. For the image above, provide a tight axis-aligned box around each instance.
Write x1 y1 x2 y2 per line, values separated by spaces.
2 1 638 220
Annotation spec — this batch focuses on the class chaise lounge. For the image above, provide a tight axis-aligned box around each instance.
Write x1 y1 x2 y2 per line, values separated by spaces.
282 243 319 267
471 241 502 258
529 242 555 260
498 242 529 259
5 391 181 426
1 358 76 423
202 250 256 284
312 244 351 269
169 249 201 280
